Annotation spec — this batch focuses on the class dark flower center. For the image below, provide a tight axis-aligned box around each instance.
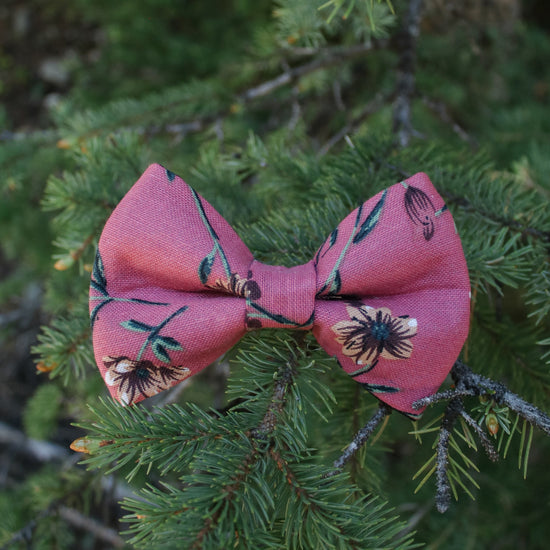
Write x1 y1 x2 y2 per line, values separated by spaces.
371 321 390 341
136 367 150 379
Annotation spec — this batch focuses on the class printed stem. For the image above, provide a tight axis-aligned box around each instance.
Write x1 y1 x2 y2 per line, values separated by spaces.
90 296 169 306
247 301 314 328
137 305 188 360
190 188 232 279
321 204 363 294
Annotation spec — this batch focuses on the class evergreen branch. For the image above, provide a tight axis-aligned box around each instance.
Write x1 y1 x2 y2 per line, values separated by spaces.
240 43 375 103
392 0 424 147
442 191 550 244
413 361 550 436
191 449 259 550
0 504 56 550
250 358 295 439
326 403 392 477
191 336 302 546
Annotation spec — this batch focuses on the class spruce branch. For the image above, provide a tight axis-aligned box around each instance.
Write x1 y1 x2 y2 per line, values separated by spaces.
442 191 550 245
191 449 259 550
392 0 424 147
413 361 550 436
191 336 301 547
326 403 392 477
378 161 550 245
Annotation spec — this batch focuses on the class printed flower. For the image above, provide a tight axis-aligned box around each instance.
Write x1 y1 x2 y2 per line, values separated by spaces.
404 185 436 241
208 272 261 300
103 356 191 405
332 305 417 369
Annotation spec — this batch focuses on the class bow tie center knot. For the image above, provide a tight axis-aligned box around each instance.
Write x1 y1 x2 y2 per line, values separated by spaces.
245 260 316 330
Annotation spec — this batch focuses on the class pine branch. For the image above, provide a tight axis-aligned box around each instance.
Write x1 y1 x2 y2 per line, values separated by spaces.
392 0 424 146
191 449 258 550
442 191 550 244
191 336 301 547
413 361 550 436
0 505 55 550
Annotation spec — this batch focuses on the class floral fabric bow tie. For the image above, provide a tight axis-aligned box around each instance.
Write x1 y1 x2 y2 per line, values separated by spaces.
90 164 470 417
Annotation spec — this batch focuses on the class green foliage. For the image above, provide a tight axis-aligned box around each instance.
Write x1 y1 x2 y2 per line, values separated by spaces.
23 383 63 440
1 0 550 548
80 333 414 549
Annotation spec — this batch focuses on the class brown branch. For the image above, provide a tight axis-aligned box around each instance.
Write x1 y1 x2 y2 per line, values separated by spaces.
392 0 424 147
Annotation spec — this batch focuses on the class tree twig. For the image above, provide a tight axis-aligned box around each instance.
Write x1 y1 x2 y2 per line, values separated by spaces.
435 398 461 513
414 361 550 436
58 506 125 548
459 409 499 462
421 95 477 146
325 403 392 477
318 92 391 157
392 0 424 147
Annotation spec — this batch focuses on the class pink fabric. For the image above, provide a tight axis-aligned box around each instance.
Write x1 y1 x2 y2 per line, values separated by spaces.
90 164 470 417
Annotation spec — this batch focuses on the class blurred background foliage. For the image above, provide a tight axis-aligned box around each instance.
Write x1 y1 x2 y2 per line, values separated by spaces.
1 0 549 548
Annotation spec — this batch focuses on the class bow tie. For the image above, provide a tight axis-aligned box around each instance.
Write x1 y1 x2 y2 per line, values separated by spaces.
90 164 470 417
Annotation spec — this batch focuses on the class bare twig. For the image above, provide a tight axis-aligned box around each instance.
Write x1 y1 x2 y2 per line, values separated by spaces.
325 403 392 477
421 96 477 146
435 398 461 513
318 92 391 157
242 43 376 103
153 44 378 140
0 421 134 501
413 360 550 512
392 0 424 147
459 409 499 462
58 506 125 548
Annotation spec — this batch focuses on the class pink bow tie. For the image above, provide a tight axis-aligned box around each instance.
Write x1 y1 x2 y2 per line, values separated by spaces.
90 164 470 417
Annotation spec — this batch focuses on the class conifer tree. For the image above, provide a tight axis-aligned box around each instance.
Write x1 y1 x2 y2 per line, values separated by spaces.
1 0 550 548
